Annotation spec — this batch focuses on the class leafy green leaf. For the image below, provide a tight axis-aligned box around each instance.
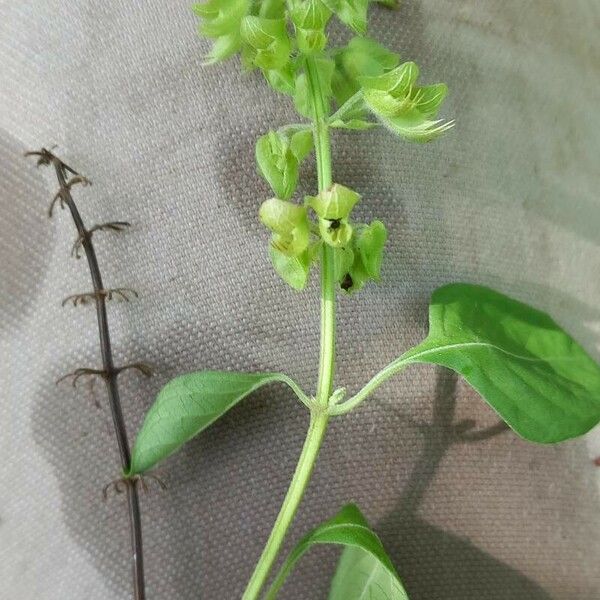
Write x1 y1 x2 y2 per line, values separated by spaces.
129 371 310 474
330 545 409 600
265 504 409 600
342 284 600 440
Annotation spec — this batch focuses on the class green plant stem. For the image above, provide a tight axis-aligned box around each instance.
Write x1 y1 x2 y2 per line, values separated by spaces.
241 56 336 600
241 410 329 600
307 55 335 407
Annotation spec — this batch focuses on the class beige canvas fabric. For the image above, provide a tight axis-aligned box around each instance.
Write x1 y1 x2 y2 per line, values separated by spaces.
1 1 599 598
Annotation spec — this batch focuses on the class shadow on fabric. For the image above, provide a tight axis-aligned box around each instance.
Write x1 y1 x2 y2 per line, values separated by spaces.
377 369 553 600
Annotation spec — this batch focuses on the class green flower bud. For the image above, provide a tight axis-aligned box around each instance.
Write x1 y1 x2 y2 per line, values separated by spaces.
305 183 360 220
240 16 291 70
259 198 310 257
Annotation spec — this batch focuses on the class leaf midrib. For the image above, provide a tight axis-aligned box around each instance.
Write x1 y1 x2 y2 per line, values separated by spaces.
406 341 581 366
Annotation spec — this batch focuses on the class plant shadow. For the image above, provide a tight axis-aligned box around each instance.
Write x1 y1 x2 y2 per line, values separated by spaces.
376 369 553 599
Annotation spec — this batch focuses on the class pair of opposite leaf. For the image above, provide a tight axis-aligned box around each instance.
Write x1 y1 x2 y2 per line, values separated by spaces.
126 284 600 598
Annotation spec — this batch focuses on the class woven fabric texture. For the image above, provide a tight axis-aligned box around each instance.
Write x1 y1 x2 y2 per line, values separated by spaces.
1 1 599 599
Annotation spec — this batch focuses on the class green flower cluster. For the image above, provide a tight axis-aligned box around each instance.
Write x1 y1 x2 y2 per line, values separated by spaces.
259 176 386 291
193 0 453 290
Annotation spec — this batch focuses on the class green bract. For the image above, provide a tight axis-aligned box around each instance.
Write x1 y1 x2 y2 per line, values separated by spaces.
337 220 387 292
259 197 311 256
240 16 291 70
256 130 306 199
361 62 454 142
258 0 287 18
323 0 369 34
264 62 296 95
306 183 360 220
192 0 250 64
270 243 319 290
333 36 399 105
290 0 332 54
306 183 360 249
356 220 387 279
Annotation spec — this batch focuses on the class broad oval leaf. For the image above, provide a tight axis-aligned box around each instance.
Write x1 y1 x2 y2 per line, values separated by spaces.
401 283 600 443
129 371 309 474
330 545 409 600
265 504 409 600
